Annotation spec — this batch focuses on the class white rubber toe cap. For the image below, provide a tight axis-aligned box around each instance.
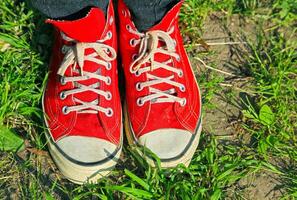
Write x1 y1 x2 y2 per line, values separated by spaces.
138 129 193 160
56 136 118 163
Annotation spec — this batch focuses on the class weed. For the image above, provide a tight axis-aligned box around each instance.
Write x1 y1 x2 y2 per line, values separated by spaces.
0 0 296 199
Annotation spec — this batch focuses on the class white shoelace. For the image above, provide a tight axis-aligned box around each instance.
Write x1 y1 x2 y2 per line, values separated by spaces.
128 27 186 106
58 33 116 116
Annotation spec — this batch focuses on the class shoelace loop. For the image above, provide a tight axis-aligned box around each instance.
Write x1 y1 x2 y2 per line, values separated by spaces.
58 33 116 116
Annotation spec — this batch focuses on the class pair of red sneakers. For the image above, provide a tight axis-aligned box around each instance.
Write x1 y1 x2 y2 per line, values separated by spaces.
43 0 202 184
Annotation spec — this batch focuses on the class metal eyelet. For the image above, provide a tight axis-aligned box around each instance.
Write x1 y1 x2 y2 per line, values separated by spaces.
109 16 114 25
106 108 113 117
59 91 66 100
106 92 112 100
180 98 187 107
106 76 111 85
61 45 68 54
135 70 141 77
179 85 186 92
132 54 138 61
60 77 66 85
137 98 144 106
106 31 112 40
130 39 136 47
173 39 177 47
105 48 111 54
62 106 70 115
178 70 184 77
168 26 175 33
136 82 143 91
106 62 112 70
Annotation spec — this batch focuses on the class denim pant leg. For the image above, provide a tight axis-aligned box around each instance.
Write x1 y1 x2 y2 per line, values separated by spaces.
31 0 180 31
31 0 109 18
123 0 180 31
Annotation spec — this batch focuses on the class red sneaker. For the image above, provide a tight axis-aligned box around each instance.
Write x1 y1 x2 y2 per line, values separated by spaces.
43 2 122 184
118 0 202 167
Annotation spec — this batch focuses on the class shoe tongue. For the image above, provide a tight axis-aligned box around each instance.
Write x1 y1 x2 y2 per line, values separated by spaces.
46 8 106 42
143 2 183 114
144 1 184 93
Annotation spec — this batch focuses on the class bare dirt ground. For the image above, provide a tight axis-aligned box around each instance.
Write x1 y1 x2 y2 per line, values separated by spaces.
0 9 288 200
191 13 284 200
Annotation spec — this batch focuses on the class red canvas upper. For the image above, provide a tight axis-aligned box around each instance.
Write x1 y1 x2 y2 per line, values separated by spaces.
44 1 122 145
118 0 202 138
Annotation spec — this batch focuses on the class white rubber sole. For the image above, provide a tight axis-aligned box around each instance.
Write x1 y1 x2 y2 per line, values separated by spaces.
42 93 122 184
46 133 122 184
124 103 202 168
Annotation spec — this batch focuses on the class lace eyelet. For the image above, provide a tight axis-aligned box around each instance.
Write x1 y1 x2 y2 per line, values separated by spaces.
106 31 112 40
135 70 141 77
168 26 175 33
176 55 181 62
126 25 131 31
179 85 186 92
173 39 177 47
109 16 114 25
59 91 67 100
105 48 111 54
106 92 112 100
61 45 68 54
106 76 111 85
62 106 70 115
137 98 144 106
106 108 113 117
106 62 112 70
60 77 66 85
136 82 143 91
178 70 184 77
180 98 187 107
132 54 138 61
130 39 136 47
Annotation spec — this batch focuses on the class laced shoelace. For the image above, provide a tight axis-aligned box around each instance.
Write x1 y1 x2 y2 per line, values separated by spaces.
58 33 116 116
128 27 187 106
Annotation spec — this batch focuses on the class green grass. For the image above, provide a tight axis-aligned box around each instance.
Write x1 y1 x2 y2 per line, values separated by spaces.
240 28 297 197
0 0 296 199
